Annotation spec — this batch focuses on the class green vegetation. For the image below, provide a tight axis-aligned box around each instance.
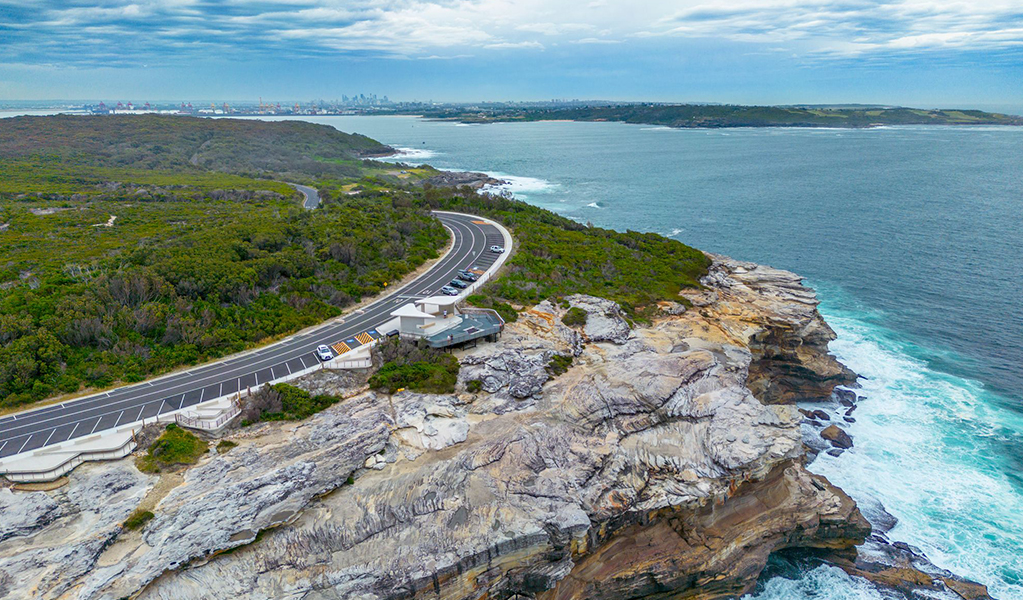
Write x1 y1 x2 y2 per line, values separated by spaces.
546 354 573 377
466 379 483 393
216 440 238 454
0 114 711 412
416 104 1023 129
123 509 155 531
369 338 460 394
0 114 391 182
417 188 710 320
136 424 207 473
561 307 588 327
0 196 444 408
253 383 344 422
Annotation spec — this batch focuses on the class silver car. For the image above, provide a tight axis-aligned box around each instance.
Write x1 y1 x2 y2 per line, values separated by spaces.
489 245 504 253
316 345 334 361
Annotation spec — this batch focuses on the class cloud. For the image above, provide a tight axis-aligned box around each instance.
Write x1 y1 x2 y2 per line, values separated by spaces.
0 0 1021 68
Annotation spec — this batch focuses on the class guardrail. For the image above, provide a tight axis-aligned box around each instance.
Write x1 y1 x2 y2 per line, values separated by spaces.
1 435 137 483
175 401 241 431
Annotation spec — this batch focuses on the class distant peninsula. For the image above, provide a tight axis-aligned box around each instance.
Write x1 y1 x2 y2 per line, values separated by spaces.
410 103 1023 129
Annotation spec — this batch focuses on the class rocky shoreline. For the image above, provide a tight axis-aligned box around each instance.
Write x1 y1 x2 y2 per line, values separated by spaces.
0 256 992 600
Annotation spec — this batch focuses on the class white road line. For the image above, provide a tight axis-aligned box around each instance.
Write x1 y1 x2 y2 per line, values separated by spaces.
157 399 166 414
285 362 291 375
42 428 56 447
254 372 260 385
69 421 80 439
200 388 205 402
135 406 145 422
219 383 223 397
270 367 275 380
299 356 308 368
0 441 6 454
114 410 125 426
90 419 101 434
16 436 31 454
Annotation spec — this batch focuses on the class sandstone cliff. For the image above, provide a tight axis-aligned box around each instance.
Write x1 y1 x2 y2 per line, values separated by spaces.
0 256 929 600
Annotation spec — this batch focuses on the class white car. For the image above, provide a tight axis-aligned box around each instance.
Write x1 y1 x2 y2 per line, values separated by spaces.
489 245 505 253
316 345 334 361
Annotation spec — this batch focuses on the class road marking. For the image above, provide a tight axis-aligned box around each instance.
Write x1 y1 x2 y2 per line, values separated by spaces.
90 420 101 434
16 436 31 454
147 382 153 387
114 410 125 426
285 363 291 375
0 441 6 454
254 372 260 385
219 383 223 397
270 367 275 380
299 356 308 368
43 428 56 447
200 388 205 402
158 399 166 414
135 406 145 422
69 421 80 439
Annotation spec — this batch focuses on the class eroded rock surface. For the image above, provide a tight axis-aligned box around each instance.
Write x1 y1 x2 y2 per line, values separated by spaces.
0 256 897 600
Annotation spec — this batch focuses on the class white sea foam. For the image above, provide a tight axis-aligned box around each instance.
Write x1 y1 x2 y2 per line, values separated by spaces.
667 228 684 237
804 306 1023 600
745 564 890 600
381 147 438 162
586 202 603 209
480 172 558 197
640 126 674 131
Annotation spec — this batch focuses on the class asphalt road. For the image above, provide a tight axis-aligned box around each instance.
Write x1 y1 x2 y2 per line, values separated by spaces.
288 183 320 209
0 212 505 460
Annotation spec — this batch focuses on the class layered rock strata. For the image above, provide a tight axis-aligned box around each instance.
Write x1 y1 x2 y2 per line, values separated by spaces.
0 256 904 600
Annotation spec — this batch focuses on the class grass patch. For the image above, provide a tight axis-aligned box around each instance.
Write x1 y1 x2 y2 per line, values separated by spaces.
466 379 483 393
123 509 155 531
561 307 588 327
216 440 238 454
135 424 207 473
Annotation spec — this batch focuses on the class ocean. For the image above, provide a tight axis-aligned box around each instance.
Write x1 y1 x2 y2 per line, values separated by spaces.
255 116 1022 599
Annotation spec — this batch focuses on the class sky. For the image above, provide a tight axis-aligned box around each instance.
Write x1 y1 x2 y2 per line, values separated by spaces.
1 0 1022 111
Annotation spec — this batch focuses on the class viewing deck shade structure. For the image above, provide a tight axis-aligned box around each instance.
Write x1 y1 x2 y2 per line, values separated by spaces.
390 296 504 349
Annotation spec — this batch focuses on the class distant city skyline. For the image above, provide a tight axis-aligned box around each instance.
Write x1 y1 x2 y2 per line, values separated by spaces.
1 1 1021 114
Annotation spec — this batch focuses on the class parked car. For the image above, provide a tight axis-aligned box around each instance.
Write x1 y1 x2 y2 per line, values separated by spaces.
458 271 478 282
316 345 334 361
449 279 468 289
440 286 460 296
489 245 504 253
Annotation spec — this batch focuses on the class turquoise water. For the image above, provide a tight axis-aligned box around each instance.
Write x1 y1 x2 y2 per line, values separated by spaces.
226 117 1023 597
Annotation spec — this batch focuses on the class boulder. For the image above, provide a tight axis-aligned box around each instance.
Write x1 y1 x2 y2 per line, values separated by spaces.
821 424 854 449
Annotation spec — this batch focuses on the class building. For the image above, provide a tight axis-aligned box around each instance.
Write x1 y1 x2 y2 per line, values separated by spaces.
388 296 504 349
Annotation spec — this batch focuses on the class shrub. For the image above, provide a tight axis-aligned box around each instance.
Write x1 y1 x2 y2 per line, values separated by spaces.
242 383 343 423
369 337 460 394
216 440 238 454
123 509 155 531
561 307 587 327
135 423 207 473
546 354 573 377
466 379 483 393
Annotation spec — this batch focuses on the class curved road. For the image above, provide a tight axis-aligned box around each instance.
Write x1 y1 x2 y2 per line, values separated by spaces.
0 212 505 460
288 183 320 209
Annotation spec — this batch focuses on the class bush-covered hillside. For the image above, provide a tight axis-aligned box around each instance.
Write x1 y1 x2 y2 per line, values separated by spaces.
0 115 392 183
0 194 444 408
415 187 710 319
420 104 1023 128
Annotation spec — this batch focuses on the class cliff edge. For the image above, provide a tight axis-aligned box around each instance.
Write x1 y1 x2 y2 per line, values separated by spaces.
0 256 982 600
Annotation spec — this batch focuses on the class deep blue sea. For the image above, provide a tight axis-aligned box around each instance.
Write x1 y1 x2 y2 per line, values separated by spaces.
268 116 1022 599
